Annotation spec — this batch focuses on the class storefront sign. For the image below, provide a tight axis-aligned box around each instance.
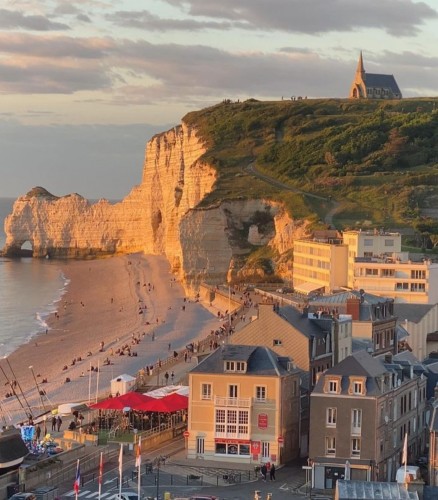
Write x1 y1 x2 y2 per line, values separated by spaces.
214 438 250 444
258 413 268 429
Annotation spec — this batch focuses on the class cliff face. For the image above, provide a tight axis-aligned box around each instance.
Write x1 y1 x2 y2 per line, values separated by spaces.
3 122 309 292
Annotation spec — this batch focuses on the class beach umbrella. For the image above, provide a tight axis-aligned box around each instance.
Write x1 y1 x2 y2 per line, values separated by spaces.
142 393 188 413
89 392 153 411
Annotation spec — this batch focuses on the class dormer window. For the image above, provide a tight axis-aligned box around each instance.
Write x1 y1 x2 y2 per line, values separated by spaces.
324 376 341 394
329 380 338 393
273 339 282 346
224 361 246 373
349 377 366 396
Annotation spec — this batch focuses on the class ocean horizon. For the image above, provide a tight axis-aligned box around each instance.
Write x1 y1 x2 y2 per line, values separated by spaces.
0 198 67 358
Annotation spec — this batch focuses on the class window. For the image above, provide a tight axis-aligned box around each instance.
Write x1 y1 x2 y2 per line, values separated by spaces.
238 410 249 434
229 384 238 398
352 409 362 435
196 437 205 455
201 383 212 400
365 268 378 276
396 282 409 290
385 239 394 247
351 438 361 457
215 409 249 437
225 361 246 372
215 409 225 434
325 436 336 456
227 410 237 434
352 381 363 395
328 380 338 393
326 408 337 427
256 386 266 401
382 269 395 277
411 283 426 292
262 441 270 458
364 239 373 246
273 339 282 346
411 270 426 279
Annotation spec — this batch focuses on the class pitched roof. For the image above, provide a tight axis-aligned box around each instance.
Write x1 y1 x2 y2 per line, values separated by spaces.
190 344 299 377
365 73 401 95
229 304 319 371
394 303 435 324
336 480 417 499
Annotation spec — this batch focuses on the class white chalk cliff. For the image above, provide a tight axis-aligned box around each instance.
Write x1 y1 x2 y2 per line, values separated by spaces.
3 122 309 291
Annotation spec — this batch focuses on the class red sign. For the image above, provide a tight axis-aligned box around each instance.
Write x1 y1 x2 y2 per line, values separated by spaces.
278 436 284 443
214 438 250 444
183 431 190 437
258 413 268 429
251 441 261 454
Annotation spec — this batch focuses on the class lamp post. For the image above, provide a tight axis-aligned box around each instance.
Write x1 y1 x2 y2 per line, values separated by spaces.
156 456 161 500
29 365 46 412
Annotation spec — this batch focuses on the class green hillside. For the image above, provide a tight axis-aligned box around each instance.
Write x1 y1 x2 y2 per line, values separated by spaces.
183 98 438 230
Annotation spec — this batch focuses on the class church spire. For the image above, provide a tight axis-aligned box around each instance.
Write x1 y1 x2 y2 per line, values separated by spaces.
356 51 365 76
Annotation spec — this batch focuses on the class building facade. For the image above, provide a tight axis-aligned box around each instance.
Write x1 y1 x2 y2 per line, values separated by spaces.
349 52 402 99
309 350 427 488
187 345 303 465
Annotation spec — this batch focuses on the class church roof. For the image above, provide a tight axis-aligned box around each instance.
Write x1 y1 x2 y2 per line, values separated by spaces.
365 73 401 95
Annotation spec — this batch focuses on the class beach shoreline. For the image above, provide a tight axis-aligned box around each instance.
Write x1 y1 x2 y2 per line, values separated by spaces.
1 253 220 425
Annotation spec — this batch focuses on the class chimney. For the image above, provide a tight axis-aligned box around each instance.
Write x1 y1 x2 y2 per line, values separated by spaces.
346 298 360 320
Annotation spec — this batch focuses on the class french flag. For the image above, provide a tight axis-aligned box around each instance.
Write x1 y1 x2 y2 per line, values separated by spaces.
74 459 81 494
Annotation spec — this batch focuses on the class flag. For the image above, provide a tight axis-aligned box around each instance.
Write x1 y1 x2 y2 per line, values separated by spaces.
135 437 142 468
402 433 408 465
98 452 103 485
118 443 123 476
73 459 81 494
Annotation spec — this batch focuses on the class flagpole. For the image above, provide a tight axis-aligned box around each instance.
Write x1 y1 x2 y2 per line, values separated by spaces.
118 443 123 500
74 459 80 500
137 437 142 500
95 359 100 403
98 452 103 500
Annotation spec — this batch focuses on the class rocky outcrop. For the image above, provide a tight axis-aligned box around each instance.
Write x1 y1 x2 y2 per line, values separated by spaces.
3 122 310 292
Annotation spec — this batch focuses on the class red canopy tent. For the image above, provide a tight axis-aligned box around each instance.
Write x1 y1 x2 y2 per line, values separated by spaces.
141 392 188 413
89 392 153 411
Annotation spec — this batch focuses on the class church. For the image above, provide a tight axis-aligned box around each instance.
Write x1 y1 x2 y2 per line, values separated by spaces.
349 52 402 100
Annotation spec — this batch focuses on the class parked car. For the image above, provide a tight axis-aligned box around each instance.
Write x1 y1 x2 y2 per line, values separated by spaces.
114 490 140 500
9 494 36 500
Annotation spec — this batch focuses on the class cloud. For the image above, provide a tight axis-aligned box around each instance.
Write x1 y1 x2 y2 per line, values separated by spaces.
107 10 249 31
163 0 437 36
0 8 70 31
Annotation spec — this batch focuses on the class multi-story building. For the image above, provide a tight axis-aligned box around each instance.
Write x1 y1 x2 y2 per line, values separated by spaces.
292 229 438 303
309 350 427 489
310 290 398 357
293 235 348 295
187 344 303 465
344 230 438 304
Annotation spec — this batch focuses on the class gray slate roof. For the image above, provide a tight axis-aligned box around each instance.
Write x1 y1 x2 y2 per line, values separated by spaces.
394 304 435 324
190 344 299 377
280 306 330 338
336 479 417 499
366 73 402 95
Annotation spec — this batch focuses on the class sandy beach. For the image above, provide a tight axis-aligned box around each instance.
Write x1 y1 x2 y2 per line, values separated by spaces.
0 254 220 425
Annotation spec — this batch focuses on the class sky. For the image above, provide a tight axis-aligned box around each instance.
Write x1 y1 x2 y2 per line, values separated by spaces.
1 0 438 200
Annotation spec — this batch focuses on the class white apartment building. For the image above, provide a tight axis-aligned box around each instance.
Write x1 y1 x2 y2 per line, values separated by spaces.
292 230 438 303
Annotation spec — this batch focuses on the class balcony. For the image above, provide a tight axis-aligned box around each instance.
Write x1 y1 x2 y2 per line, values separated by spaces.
215 396 251 407
215 426 250 440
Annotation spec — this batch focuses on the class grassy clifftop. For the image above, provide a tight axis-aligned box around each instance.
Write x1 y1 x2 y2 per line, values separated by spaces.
183 98 438 229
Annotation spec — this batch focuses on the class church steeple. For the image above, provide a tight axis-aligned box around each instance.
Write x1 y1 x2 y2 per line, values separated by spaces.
356 51 365 77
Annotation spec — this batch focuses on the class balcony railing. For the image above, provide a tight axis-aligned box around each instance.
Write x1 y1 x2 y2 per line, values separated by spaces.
215 396 251 407
351 426 362 436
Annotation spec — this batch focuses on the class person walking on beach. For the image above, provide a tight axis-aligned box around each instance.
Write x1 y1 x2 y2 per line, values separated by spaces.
164 371 169 385
56 415 62 432
51 416 56 432
171 371 175 384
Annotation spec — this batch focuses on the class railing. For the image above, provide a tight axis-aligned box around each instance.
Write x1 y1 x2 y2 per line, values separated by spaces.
214 431 250 440
215 396 251 407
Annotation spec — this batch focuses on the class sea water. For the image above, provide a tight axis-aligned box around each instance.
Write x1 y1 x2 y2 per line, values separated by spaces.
0 198 67 357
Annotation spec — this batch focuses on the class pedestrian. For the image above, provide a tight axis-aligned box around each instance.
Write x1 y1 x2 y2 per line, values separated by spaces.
35 423 41 441
51 415 56 431
56 415 62 432
164 371 169 385
270 463 276 481
171 371 175 384
261 464 267 482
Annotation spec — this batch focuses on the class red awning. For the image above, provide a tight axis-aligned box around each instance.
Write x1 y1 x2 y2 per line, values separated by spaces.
89 392 153 411
141 393 188 413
